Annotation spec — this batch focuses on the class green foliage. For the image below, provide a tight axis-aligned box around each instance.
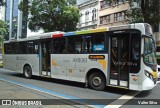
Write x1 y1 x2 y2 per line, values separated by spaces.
0 0 6 6
0 20 6 35
19 0 80 32
125 8 144 23
0 20 7 44
127 0 160 25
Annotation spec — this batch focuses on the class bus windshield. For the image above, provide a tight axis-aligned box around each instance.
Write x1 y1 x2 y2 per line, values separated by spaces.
144 37 157 65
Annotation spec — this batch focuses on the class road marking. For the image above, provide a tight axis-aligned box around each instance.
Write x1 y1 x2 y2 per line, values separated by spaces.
0 77 106 108
104 91 140 108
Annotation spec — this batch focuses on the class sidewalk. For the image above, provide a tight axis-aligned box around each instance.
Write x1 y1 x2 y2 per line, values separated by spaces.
0 80 86 108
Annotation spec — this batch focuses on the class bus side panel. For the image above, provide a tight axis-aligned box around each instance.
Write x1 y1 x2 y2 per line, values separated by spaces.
51 54 108 83
83 54 108 82
66 54 84 82
25 54 40 76
3 55 17 71
51 54 69 80
50 54 108 83
3 54 39 76
16 54 27 72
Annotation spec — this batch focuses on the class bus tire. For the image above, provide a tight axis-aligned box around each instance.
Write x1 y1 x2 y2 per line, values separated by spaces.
23 66 32 79
88 72 105 91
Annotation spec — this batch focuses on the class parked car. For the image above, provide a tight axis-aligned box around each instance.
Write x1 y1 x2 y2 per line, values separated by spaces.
157 65 160 79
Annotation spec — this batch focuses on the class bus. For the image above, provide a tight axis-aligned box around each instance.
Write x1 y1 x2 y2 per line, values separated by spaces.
3 23 158 91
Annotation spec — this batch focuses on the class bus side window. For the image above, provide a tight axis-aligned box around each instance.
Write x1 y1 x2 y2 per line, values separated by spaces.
67 36 84 54
85 33 105 53
5 43 14 54
67 37 75 53
131 36 140 61
52 38 66 54
130 33 141 73
28 41 39 54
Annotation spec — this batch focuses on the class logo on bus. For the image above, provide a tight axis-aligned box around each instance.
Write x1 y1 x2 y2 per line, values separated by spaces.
89 55 105 59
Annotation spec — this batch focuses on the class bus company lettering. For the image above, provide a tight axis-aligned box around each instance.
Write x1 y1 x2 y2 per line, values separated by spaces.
16 56 27 60
73 58 87 63
89 55 105 59
114 62 137 66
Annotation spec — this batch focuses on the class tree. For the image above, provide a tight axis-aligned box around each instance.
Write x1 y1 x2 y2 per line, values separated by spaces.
106 0 160 31
0 0 5 6
0 20 7 37
18 0 80 32
0 20 7 47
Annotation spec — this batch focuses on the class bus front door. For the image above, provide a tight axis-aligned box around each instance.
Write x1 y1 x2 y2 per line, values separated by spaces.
109 35 130 88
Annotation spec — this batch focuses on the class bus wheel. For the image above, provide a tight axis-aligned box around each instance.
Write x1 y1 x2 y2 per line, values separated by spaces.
88 72 105 91
23 66 32 79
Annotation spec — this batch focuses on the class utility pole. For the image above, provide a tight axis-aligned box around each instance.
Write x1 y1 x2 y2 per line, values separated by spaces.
17 0 22 40
9 0 14 40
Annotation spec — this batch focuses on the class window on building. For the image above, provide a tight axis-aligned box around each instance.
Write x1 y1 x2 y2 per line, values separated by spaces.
100 17 103 24
100 15 111 24
106 15 111 24
85 11 89 22
79 13 83 23
114 13 118 22
114 11 125 22
92 8 97 21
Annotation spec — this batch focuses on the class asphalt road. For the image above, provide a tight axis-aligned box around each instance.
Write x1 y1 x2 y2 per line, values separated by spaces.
0 68 160 108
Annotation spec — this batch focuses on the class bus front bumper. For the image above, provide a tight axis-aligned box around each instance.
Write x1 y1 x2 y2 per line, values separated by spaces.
142 78 157 91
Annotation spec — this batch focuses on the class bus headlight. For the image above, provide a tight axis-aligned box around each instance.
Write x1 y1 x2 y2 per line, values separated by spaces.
145 71 150 77
145 70 153 80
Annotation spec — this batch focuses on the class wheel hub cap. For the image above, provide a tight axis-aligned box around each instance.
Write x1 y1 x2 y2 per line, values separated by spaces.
93 77 101 86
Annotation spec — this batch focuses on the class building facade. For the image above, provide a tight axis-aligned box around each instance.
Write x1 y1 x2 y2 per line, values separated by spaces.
77 0 99 30
99 0 129 28
5 0 27 40
77 0 130 30
0 6 5 20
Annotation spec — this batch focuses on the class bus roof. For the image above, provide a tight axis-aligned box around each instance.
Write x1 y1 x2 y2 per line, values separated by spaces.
4 23 151 43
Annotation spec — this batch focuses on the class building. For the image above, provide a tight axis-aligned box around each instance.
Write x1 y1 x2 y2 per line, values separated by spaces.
77 0 130 30
99 0 129 28
0 5 5 20
77 0 99 30
5 0 27 40
155 24 160 63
